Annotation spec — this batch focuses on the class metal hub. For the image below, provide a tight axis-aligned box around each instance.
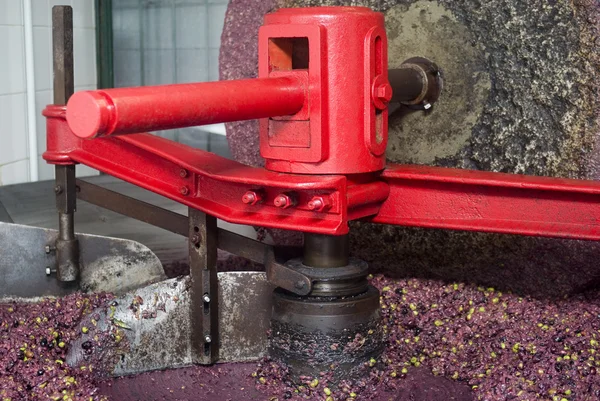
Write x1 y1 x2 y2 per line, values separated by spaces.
269 234 384 382
269 286 383 381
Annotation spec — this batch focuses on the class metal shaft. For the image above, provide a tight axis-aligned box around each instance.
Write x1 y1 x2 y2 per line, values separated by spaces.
303 233 349 268
388 67 425 104
52 6 79 282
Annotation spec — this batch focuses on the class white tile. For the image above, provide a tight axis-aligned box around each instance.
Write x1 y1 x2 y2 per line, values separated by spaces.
208 48 219 81
142 49 175 85
208 4 226 49
76 163 99 178
33 26 52 90
37 155 54 181
176 49 208 83
143 6 173 50
72 0 94 28
116 7 140 32
36 157 99 181
175 4 207 49
73 27 97 87
0 25 25 95
0 0 23 25
114 49 141 87
114 28 141 50
32 0 50 26
74 85 96 91
0 93 28 165
35 90 52 155
0 159 29 185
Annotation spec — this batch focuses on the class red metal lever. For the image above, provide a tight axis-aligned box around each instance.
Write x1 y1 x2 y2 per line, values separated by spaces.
66 75 307 139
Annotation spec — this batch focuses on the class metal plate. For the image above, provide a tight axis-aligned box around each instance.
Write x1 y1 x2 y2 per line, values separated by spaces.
0 222 166 300
67 272 273 375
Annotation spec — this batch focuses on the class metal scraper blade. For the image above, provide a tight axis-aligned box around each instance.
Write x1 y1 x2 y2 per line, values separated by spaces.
66 272 273 375
0 221 166 300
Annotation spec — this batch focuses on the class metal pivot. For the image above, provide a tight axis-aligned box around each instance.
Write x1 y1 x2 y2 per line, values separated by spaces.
52 6 79 283
188 208 219 364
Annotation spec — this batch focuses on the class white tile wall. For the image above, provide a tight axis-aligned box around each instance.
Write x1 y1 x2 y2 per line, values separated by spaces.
0 159 29 185
0 93 28 164
0 0 99 186
112 0 229 145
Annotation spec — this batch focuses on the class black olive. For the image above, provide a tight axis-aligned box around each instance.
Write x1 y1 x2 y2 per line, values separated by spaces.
17 350 25 360
12 320 19 328
40 338 48 347
37 369 44 376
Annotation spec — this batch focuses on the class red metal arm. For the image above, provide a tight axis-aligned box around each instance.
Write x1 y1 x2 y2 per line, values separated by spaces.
66 75 307 139
373 164 600 240
44 6 600 243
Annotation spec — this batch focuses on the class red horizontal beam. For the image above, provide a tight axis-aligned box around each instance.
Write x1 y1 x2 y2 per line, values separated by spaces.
372 164 600 241
66 133 350 235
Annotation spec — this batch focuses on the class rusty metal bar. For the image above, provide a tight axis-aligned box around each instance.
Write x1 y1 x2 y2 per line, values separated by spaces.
76 179 274 264
189 209 219 364
76 179 189 236
52 6 79 283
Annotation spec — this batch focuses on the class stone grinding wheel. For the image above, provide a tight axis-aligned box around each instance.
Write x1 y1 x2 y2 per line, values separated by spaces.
221 0 600 298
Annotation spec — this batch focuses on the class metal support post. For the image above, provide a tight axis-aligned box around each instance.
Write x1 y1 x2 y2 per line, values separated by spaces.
188 208 219 364
51 6 79 282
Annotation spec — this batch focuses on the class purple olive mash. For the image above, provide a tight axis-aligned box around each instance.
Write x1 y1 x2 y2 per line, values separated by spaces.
0 293 112 400
3 274 600 400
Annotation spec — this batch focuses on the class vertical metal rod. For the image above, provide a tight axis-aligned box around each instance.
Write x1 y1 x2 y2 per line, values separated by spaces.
52 6 79 282
188 208 219 364
303 233 349 268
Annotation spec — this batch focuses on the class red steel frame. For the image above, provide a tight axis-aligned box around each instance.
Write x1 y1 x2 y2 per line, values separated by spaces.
43 7 600 241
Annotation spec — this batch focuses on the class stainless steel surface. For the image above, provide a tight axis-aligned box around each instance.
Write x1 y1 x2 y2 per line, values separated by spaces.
66 272 274 376
0 221 165 300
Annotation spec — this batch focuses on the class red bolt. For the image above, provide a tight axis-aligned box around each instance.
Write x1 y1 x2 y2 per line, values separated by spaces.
242 190 262 205
274 193 295 209
372 75 393 110
307 195 332 212
179 169 188 178
180 186 189 196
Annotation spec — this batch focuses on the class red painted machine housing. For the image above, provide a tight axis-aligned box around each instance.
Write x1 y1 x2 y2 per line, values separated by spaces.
258 7 389 174
43 6 600 241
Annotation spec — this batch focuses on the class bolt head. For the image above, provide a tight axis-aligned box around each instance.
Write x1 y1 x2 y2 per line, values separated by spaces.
54 185 63 195
45 245 51 254
45 267 52 276
294 280 306 290
180 186 189 196
202 294 211 303
204 334 212 343
179 169 188 178
242 191 262 206
274 193 294 209
376 83 393 102
190 234 200 245
423 102 432 110
307 195 332 212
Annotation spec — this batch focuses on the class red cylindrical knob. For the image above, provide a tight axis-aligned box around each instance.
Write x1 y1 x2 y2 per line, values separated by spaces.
66 76 306 139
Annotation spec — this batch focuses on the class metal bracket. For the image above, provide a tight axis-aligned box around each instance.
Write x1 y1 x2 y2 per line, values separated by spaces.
265 249 312 296
188 209 219 364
